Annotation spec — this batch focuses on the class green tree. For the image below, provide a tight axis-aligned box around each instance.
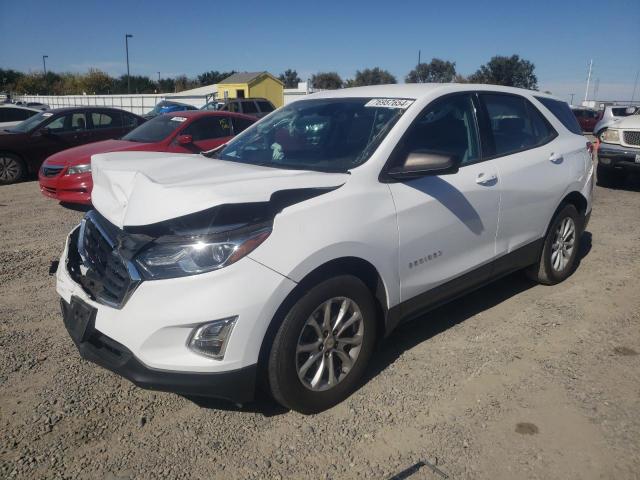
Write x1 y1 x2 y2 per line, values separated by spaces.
14 73 48 95
51 73 84 95
468 55 538 90
113 74 158 94
405 58 457 83
81 69 114 94
0 68 24 92
157 77 176 93
197 70 236 85
311 72 343 90
278 69 301 88
352 67 396 86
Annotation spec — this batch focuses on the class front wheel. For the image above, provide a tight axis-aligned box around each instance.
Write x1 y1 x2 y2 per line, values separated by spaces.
526 204 582 285
268 275 377 413
0 153 25 185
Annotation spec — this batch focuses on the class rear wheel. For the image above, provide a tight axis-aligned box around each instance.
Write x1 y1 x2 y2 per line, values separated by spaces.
268 275 377 413
0 153 25 185
526 204 582 285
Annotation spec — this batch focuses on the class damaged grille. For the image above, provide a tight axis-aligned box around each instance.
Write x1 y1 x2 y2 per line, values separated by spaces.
68 211 141 309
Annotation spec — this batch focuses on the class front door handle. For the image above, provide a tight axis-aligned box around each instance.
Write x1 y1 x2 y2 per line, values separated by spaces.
476 172 498 185
549 152 564 164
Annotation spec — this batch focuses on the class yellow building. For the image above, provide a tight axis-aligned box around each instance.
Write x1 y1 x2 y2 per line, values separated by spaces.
217 72 284 108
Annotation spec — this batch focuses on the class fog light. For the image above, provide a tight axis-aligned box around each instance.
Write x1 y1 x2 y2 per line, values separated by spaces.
600 157 611 165
187 317 237 359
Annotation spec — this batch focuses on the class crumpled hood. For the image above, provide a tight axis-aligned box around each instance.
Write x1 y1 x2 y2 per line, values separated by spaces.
91 151 349 228
613 114 640 129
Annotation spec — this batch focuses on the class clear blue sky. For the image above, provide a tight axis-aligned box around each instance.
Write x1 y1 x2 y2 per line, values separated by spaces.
1 0 639 103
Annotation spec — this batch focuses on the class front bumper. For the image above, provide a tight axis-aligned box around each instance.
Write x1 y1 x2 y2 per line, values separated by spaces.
56 228 297 400
39 170 93 205
61 297 257 402
598 143 640 171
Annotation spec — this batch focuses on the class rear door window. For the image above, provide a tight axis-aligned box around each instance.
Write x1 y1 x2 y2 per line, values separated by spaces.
231 116 255 134
241 101 259 114
257 101 275 113
182 116 232 141
480 94 557 157
535 96 582 135
91 112 122 129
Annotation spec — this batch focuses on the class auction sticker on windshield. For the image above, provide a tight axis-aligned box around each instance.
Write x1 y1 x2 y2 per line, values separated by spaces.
171 116 187 122
365 98 414 109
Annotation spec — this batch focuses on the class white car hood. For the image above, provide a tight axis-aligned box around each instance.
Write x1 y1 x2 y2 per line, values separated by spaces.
613 114 640 129
91 151 349 228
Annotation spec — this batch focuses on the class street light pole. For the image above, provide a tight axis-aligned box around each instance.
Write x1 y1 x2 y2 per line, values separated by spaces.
42 55 48 76
158 72 161 82
125 34 133 94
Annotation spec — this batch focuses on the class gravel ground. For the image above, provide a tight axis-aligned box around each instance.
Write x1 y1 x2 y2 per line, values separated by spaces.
1 168 639 480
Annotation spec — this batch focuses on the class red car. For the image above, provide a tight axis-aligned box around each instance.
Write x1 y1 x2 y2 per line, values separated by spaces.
39 111 256 205
571 107 602 133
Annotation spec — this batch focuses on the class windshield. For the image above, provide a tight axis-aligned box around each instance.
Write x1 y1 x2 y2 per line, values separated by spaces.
122 115 185 143
212 98 409 172
6 111 51 133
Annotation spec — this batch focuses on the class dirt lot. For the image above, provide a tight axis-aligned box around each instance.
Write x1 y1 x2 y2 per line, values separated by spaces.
1 170 639 480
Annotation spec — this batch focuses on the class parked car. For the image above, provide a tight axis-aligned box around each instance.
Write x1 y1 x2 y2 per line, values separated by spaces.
15 101 49 110
593 105 638 138
217 98 276 118
143 101 198 119
200 100 225 111
39 111 256 204
0 105 41 128
571 107 601 133
0 107 144 184
596 111 640 186
56 85 592 413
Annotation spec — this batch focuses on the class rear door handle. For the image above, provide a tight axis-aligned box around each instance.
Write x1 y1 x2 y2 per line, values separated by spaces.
549 152 564 164
476 172 498 185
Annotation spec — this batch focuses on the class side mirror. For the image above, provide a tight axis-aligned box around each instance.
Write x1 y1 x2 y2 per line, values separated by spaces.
177 134 193 145
33 127 52 137
387 150 460 180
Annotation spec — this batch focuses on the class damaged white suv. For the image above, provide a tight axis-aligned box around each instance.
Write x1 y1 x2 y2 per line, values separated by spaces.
57 85 593 413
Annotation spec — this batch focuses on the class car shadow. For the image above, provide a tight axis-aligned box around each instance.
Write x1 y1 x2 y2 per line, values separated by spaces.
59 202 92 212
598 172 640 192
185 231 593 417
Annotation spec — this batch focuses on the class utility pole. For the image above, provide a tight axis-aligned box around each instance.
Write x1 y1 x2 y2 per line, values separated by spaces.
157 72 161 83
418 50 421 66
632 70 639 103
125 34 133 94
42 55 48 76
569 93 575 105
584 59 593 104
592 78 600 103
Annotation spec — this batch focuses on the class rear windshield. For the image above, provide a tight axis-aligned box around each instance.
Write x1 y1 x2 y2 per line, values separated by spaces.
535 97 582 135
122 115 183 143
611 107 636 117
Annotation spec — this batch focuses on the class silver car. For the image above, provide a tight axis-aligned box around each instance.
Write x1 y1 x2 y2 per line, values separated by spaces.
594 105 638 138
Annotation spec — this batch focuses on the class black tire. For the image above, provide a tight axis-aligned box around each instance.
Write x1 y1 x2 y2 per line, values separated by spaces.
0 153 25 185
596 163 622 188
268 275 377 414
526 204 582 285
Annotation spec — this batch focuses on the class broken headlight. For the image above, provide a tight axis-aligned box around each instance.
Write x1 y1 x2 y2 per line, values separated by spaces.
135 223 271 280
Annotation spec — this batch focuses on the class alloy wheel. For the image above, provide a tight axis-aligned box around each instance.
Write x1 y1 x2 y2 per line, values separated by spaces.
0 156 21 183
295 297 364 391
551 217 576 272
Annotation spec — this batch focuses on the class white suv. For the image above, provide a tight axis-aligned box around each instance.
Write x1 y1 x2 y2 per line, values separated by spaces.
56 84 593 413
